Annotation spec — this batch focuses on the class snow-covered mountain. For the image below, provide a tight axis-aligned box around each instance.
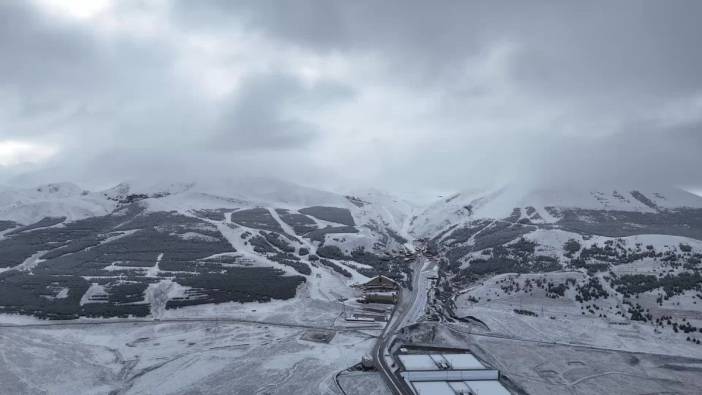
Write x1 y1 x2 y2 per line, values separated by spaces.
0 178 417 236
413 184 702 349
2 179 702 323
410 186 702 357
410 185 702 237
0 182 116 225
412 184 702 274
0 178 417 320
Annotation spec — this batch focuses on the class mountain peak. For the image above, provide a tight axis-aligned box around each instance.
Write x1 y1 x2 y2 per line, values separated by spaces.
34 182 85 197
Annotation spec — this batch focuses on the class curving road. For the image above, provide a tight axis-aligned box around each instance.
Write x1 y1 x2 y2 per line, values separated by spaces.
374 255 435 394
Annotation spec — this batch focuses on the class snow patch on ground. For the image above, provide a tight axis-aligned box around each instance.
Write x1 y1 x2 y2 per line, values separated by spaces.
144 253 163 278
455 270 702 359
12 251 46 272
144 279 191 318
176 232 220 242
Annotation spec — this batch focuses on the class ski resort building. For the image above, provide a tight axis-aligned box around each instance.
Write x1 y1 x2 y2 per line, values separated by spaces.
358 291 398 304
355 275 399 292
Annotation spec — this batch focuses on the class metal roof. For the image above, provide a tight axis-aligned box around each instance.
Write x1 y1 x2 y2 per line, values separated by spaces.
442 353 485 370
411 379 510 395
412 381 455 395
399 354 438 371
463 380 511 395
398 353 486 371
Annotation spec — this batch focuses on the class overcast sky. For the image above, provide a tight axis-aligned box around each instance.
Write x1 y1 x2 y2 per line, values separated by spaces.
1 0 701 200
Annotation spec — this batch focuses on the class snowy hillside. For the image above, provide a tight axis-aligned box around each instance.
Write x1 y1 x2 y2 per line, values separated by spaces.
0 182 116 225
0 179 415 321
412 185 702 351
2 179 702 324
410 185 702 237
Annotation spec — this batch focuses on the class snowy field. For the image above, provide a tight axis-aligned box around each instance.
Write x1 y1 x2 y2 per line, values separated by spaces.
455 277 702 359
468 331 702 395
401 323 702 395
337 371 390 395
0 320 377 394
454 304 702 358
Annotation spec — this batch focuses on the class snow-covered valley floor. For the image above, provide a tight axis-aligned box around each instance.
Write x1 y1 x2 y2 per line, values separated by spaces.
0 319 377 394
466 329 702 395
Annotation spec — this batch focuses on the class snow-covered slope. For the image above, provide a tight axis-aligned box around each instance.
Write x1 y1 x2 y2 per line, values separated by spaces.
420 185 702 355
410 185 702 237
0 182 116 225
97 178 416 254
0 178 419 320
0 178 418 259
0 178 413 225
104 177 347 209
344 188 418 244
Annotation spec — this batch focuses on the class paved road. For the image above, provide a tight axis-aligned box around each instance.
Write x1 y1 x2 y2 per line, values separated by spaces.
399 269 432 329
374 255 435 395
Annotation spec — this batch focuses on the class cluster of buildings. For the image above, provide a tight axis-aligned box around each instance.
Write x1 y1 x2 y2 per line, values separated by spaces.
342 275 400 323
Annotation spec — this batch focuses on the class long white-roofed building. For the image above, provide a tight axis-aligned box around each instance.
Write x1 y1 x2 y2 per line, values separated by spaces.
396 350 512 395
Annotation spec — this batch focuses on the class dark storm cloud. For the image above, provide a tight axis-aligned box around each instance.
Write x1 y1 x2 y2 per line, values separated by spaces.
222 0 702 192
0 2 97 92
171 0 496 82
0 2 172 99
212 73 352 150
0 0 338 186
1 0 701 195
173 0 702 95
0 0 178 143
